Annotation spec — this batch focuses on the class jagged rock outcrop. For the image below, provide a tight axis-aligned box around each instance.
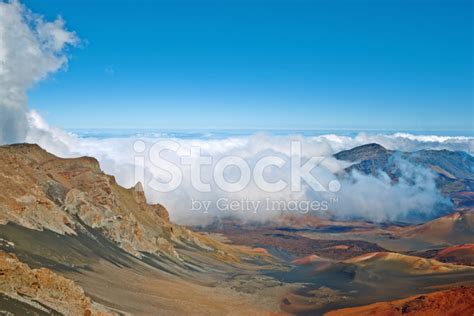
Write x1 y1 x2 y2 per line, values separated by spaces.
0 144 220 259
0 251 112 315
0 143 277 315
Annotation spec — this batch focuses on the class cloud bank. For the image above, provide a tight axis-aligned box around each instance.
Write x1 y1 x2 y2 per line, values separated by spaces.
0 0 77 144
25 117 463 225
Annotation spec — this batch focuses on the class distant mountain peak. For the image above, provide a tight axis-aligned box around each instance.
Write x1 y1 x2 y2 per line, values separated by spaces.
357 143 387 150
334 143 391 162
334 143 474 196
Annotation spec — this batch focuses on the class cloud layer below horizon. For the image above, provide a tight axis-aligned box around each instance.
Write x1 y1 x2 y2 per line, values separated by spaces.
24 113 466 225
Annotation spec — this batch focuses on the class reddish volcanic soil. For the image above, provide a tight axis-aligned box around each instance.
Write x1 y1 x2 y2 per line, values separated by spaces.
291 254 322 265
326 286 474 316
435 244 474 266
437 244 474 257
413 244 474 266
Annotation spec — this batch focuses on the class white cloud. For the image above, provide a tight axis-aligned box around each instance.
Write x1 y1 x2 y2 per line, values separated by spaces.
330 159 450 223
0 0 77 144
24 115 466 225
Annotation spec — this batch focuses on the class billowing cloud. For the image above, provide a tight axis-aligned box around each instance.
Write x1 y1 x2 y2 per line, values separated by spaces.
25 116 465 225
0 0 77 144
328 158 451 223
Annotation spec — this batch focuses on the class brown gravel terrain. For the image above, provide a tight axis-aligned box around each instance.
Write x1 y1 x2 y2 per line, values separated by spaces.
326 286 474 316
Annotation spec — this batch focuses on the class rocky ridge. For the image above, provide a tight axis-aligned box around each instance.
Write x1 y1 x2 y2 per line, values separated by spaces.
0 143 265 262
0 251 112 315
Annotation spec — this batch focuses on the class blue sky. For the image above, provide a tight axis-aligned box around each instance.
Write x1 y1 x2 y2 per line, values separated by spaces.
24 0 472 131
